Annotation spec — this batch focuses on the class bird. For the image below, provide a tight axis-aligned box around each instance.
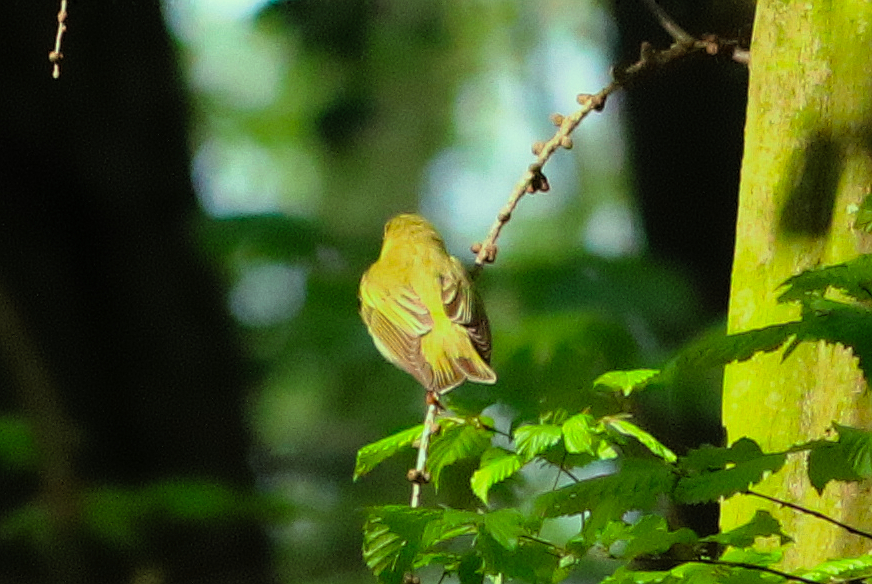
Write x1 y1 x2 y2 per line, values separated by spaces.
359 213 496 395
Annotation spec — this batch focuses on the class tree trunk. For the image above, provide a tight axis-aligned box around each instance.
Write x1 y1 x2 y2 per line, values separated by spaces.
723 0 872 568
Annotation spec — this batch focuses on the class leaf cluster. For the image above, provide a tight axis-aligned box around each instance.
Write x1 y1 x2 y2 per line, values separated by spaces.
356 255 872 583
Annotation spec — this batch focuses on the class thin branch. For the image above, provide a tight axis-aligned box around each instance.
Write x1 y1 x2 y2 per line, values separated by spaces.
470 33 743 274
745 489 872 539
692 559 821 584
49 0 69 79
639 0 693 44
409 403 439 508
732 48 750 65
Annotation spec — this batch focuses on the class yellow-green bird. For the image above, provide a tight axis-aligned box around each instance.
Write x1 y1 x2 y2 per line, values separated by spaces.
359 213 496 394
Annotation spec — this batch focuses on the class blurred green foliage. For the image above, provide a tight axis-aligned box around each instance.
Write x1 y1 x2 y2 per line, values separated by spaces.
0 1 731 582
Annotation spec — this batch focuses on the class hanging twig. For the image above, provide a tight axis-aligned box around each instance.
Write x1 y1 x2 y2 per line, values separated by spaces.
49 0 69 79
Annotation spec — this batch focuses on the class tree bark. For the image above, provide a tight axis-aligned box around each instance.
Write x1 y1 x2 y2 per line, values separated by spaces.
723 0 872 568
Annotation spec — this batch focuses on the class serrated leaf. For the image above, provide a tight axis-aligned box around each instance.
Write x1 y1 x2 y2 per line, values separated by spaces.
702 510 791 547
807 443 863 493
807 424 870 492
675 439 786 504
679 438 766 472
471 448 524 505
562 413 598 455
833 423 872 478
606 418 677 463
420 509 479 548
362 505 442 584
354 425 423 481
661 323 798 381
428 423 493 489
777 298 872 380
535 458 675 520
599 515 697 561
801 553 872 582
778 254 872 304
475 527 560 583
515 424 563 460
482 508 527 550
594 369 660 396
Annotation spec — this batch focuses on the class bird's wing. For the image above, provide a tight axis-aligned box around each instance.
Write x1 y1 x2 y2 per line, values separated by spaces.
442 258 493 364
359 269 434 386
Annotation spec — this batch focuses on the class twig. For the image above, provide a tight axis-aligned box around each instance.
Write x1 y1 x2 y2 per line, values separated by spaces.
49 0 69 79
745 489 872 539
409 403 438 508
639 0 693 44
732 48 750 65
470 32 743 274
692 559 821 584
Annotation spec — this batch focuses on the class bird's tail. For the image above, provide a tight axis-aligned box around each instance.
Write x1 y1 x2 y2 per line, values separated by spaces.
421 319 497 394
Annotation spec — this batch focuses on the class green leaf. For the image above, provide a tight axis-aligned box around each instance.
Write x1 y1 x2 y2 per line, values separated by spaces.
762 297 872 380
679 438 766 472
606 417 677 463
457 552 484 584
562 413 598 455
363 505 442 584
833 423 872 478
718 546 782 565
599 515 697 561
354 425 424 481
594 369 660 396
428 422 493 489
702 510 791 547
807 424 871 492
675 439 786 504
801 553 872 582
661 323 798 380
515 423 563 460
471 447 524 505
601 566 677 584
778 254 872 304
420 508 479 548
474 528 561 583
535 458 676 521
482 508 527 550
808 443 863 493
